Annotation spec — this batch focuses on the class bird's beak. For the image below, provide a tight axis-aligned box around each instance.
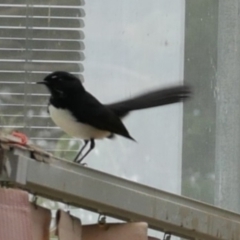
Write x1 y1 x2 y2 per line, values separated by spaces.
36 81 46 85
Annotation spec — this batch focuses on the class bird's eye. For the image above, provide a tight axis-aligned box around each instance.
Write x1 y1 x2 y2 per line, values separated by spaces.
51 75 57 79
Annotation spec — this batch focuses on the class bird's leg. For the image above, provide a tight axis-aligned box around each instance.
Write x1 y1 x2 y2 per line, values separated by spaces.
76 139 95 164
73 140 89 163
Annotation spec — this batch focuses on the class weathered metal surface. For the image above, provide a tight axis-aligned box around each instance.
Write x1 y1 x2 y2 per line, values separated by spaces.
0 131 240 239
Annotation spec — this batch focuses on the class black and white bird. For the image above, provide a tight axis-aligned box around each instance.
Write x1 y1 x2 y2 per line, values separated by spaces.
37 71 191 164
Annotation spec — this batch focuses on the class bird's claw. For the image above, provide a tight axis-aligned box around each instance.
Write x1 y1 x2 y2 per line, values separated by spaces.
74 160 87 167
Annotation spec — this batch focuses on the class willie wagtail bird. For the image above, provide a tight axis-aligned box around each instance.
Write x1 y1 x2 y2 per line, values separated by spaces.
37 71 191 163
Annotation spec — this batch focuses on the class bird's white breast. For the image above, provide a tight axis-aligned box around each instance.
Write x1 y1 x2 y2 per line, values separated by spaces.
48 105 110 139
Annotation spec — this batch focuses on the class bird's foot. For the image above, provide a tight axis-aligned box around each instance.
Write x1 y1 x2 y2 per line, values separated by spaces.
74 159 87 166
80 162 88 167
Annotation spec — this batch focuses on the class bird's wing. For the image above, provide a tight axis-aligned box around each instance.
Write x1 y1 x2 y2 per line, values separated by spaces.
72 92 135 141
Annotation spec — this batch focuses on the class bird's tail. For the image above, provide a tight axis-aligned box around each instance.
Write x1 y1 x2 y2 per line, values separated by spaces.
107 85 191 118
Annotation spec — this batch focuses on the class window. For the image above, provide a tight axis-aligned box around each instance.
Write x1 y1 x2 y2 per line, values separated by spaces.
0 0 85 159
1 1 240 239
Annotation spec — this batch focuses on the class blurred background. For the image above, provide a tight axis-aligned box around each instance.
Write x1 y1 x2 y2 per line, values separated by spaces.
0 0 239 239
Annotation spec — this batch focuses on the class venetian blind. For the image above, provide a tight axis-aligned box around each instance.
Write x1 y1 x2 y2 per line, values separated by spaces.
0 0 85 159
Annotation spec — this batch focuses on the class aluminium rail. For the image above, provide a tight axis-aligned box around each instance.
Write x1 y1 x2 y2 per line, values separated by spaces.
0 146 240 240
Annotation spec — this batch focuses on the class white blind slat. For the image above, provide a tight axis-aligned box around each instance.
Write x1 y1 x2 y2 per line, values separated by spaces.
0 7 85 17
0 50 85 61
0 105 47 114
0 39 84 50
0 0 85 6
0 62 83 71
0 17 84 28
0 29 84 39
0 116 56 127
0 72 84 81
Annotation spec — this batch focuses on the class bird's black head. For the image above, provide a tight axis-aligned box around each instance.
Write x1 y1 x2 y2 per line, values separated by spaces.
37 71 84 97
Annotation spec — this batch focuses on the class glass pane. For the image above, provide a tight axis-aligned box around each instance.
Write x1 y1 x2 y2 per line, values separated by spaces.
75 1 185 239
183 0 240 219
182 0 218 205
83 0 185 194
